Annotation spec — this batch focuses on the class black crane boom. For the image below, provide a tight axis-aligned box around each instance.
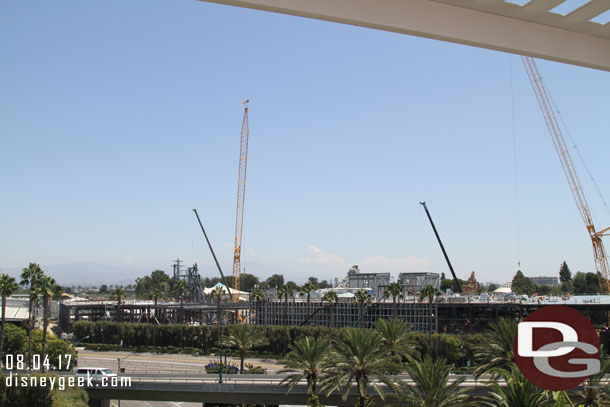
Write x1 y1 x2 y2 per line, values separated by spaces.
420 202 462 292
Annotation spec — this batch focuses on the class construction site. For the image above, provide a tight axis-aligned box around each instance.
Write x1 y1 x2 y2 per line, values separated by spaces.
60 57 610 335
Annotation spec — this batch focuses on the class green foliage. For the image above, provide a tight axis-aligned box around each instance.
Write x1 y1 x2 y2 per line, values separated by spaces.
473 318 517 378
480 365 551 407
511 270 536 295
239 273 259 292
392 355 476 407
3 323 27 355
265 274 285 289
573 272 600 294
135 270 171 299
225 324 266 372
559 261 572 283
280 336 330 394
243 363 267 374
0 373 88 407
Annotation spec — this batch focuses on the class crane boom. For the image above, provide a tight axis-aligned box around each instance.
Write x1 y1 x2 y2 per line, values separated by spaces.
232 103 250 300
521 56 610 293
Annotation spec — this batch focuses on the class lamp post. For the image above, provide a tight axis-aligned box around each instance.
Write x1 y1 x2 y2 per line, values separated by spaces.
73 335 90 346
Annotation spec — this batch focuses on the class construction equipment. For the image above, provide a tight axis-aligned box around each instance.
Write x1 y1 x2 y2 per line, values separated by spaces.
420 201 462 292
521 56 610 293
232 101 250 301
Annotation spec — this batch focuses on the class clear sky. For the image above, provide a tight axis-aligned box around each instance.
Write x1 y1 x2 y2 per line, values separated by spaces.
2 0 609 286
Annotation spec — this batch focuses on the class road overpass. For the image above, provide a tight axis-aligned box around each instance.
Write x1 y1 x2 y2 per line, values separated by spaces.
86 373 491 407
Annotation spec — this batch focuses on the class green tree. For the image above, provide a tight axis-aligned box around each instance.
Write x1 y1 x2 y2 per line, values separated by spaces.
511 270 536 295
473 317 517 378
265 274 284 289
392 355 475 407
134 269 172 299
225 324 266 373
559 261 572 283
573 272 600 294
354 289 373 326
278 285 294 325
2 324 26 356
280 336 330 395
251 288 265 324
20 262 44 368
375 318 417 363
419 285 441 350
481 365 551 407
322 290 339 328
210 285 225 326
110 286 127 323
0 274 19 367
384 282 403 318
34 275 62 372
321 328 396 407
99 284 108 294
174 280 188 323
239 273 259 292
300 282 316 323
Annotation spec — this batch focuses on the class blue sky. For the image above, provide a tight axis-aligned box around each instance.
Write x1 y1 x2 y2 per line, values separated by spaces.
2 0 609 286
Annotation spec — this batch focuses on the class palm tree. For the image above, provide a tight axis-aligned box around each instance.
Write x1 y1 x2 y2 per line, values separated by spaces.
225 324 266 373
384 282 403 318
419 285 441 350
301 282 316 322
575 351 610 407
251 288 265 325
321 328 397 407
473 317 517 378
110 286 127 323
354 289 373 327
35 275 62 373
322 290 339 328
210 285 225 326
174 280 188 323
280 336 330 396
20 262 43 369
480 364 551 407
149 287 164 322
392 355 475 407
375 318 417 362
0 274 19 368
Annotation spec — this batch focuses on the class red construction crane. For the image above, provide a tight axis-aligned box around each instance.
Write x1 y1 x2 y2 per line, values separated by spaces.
232 101 250 301
522 56 610 293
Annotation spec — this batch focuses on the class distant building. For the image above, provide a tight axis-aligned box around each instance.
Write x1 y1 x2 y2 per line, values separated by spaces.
530 276 560 287
398 272 440 293
347 265 390 298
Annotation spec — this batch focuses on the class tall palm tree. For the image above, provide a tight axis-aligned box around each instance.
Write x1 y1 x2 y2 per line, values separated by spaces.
375 318 417 363
149 287 164 323
251 288 265 325
225 324 266 373
419 285 440 350
35 275 62 373
384 282 403 318
174 280 188 323
110 286 127 323
354 289 373 327
480 364 551 407
280 336 330 395
322 290 339 328
0 274 19 368
473 317 517 378
277 285 287 325
301 282 316 323
392 355 476 407
20 262 43 369
321 328 397 407
210 285 225 326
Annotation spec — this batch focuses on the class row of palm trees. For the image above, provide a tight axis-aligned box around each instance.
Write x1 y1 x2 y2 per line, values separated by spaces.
0 263 63 372
279 317 609 407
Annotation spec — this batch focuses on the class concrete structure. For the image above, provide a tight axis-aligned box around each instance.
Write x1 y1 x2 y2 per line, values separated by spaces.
199 0 610 71
346 265 390 298
531 276 561 286
398 272 441 293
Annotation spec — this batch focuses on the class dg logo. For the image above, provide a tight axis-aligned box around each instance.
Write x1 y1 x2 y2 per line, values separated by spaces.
514 305 600 390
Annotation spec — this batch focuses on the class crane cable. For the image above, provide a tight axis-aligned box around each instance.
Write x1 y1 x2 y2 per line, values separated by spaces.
510 55 522 268
539 74 610 221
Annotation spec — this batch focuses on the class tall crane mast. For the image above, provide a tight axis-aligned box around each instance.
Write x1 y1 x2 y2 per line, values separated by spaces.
521 56 610 293
232 101 250 301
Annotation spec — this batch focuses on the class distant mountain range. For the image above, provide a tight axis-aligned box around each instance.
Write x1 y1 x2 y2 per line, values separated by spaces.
2 263 156 287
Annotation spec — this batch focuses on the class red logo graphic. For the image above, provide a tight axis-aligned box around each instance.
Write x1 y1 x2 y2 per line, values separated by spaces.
514 305 600 391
